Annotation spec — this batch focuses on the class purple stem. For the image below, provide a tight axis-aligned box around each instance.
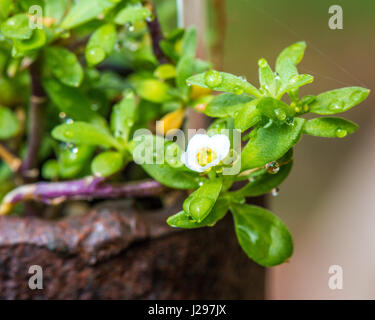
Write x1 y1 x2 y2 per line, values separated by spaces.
20 59 46 182
0 177 165 214
146 5 169 64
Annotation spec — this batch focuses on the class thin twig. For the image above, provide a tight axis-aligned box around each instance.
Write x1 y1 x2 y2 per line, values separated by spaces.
0 142 22 172
19 59 46 182
0 177 166 215
145 1 169 64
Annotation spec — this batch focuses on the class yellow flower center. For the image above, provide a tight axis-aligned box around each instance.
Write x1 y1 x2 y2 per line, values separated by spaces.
196 147 217 167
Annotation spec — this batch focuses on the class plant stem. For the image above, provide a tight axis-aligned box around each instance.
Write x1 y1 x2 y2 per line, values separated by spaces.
0 177 166 215
19 59 46 182
145 1 169 64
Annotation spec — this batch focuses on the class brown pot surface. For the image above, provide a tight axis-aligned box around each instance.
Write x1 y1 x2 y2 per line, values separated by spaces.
0 198 265 299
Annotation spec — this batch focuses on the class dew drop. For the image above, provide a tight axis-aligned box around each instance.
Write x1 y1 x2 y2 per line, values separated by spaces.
275 109 286 121
91 103 99 111
258 58 267 68
286 117 294 126
59 112 66 119
258 88 266 95
265 161 280 174
64 130 74 139
271 187 280 197
204 70 223 88
336 128 347 138
233 86 244 95
329 100 344 112
289 75 299 84
189 197 213 220
65 118 74 124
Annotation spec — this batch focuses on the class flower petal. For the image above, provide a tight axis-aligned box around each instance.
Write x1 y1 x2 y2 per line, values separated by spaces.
186 134 210 153
208 134 230 160
181 151 205 172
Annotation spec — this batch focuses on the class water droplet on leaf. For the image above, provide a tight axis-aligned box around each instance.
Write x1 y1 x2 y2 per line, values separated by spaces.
329 100 344 112
265 161 280 174
204 70 223 88
189 197 213 221
336 128 347 138
258 58 267 68
64 130 74 139
233 86 244 95
271 187 280 197
275 109 286 121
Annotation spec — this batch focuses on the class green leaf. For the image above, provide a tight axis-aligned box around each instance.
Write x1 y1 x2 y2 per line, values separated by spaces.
303 117 358 138
1 13 32 40
154 64 176 80
309 87 370 115
167 198 229 229
41 159 60 180
43 79 106 126
231 203 293 267
86 23 117 66
0 0 12 21
205 93 253 118
187 70 261 98
176 55 195 91
181 27 197 58
278 74 314 98
45 0 68 24
234 99 261 132
13 29 46 53
234 161 292 197
241 117 305 170
52 122 121 150
183 178 222 222
256 97 295 122
60 0 120 29
207 118 230 136
45 47 83 87
133 78 172 103
114 3 151 24
110 89 136 142
176 56 211 93
258 58 277 96
276 41 306 75
141 163 203 189
58 144 94 179
92 151 123 177
0 106 20 140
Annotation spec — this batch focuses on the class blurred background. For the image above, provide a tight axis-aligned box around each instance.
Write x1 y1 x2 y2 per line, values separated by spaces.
157 0 375 299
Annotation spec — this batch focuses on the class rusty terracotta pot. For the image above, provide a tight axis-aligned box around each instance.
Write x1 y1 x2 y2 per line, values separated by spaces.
0 196 265 299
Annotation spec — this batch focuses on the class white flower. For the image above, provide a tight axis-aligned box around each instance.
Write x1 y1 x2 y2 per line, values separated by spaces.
180 134 230 172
